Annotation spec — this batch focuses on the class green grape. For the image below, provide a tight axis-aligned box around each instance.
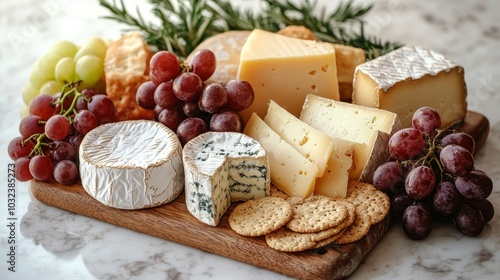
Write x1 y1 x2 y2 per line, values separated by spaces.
75 55 103 87
22 83 39 105
50 40 78 58
39 52 62 79
21 105 29 118
74 47 99 62
82 37 107 60
39 80 64 96
55 57 77 83
29 63 51 89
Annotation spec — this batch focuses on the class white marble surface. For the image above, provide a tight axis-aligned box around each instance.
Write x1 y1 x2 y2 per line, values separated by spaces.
0 0 499 279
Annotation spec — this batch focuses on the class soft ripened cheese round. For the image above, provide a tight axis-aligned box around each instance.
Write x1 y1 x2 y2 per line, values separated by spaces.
183 132 270 226
79 120 184 209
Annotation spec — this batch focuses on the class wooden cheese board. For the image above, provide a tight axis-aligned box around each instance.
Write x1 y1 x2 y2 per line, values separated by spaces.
30 111 489 280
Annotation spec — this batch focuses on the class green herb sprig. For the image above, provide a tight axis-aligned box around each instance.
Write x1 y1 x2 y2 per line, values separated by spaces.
99 0 402 59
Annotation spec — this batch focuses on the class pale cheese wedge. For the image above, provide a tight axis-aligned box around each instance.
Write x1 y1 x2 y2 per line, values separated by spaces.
244 113 317 198
300 94 401 183
264 100 333 177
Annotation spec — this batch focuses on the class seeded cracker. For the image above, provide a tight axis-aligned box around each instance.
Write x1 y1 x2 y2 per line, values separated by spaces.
286 196 348 233
345 181 390 225
229 197 293 236
265 227 317 252
334 205 371 244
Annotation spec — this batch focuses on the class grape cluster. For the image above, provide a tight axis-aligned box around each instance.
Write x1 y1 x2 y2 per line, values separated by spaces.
22 38 107 117
136 49 254 145
8 83 116 185
373 107 494 239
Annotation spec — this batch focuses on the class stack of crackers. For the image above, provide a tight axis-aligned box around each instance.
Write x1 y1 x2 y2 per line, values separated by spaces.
228 181 390 252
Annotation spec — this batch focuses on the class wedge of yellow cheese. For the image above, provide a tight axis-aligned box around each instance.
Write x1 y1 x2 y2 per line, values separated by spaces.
352 45 467 128
243 113 317 198
237 29 339 123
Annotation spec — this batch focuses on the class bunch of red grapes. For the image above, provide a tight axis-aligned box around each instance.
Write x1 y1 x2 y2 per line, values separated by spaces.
373 107 494 239
8 84 116 185
135 49 254 145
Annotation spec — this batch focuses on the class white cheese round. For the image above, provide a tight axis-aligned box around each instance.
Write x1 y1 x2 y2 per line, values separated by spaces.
183 131 270 226
79 120 184 209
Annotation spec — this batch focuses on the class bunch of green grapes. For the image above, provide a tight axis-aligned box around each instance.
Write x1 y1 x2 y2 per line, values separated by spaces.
22 37 108 117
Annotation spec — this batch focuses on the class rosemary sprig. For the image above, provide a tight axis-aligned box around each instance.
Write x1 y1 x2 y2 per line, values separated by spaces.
99 0 402 59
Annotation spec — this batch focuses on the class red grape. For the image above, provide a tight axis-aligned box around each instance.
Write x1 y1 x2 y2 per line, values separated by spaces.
46 140 77 162
29 94 57 120
402 203 433 240
53 91 75 113
53 160 79 185
8 137 35 160
189 49 216 81
73 110 98 135
183 101 202 117
439 144 474 177
68 133 84 151
29 155 53 181
440 132 475 155
373 161 403 193
412 106 441 134
453 203 484 237
455 170 492 201
157 107 186 132
76 88 99 111
149 51 180 85
136 81 157 109
468 199 494 223
391 187 414 221
176 117 208 146
405 166 436 200
388 128 426 160
432 181 462 216
198 83 227 113
88 94 116 122
172 72 203 102
14 157 33 182
154 81 179 109
225 80 254 111
210 111 242 132
45 115 71 141
19 115 45 138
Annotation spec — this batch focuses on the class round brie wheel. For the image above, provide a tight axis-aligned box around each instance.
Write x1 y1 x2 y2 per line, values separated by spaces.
79 120 184 209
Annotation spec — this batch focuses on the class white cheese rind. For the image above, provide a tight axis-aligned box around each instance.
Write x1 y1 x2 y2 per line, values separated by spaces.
183 132 270 226
352 45 467 128
79 120 184 209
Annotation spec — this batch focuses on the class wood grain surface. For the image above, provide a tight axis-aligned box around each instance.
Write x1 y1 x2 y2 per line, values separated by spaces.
30 111 489 280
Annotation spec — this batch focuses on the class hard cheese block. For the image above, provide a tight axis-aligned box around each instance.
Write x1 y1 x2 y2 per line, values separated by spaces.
352 45 467 128
264 100 333 177
79 120 184 209
237 29 339 123
182 132 270 226
300 94 401 183
244 113 318 198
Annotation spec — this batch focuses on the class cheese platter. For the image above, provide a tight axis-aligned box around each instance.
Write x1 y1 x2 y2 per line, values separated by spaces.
29 111 488 280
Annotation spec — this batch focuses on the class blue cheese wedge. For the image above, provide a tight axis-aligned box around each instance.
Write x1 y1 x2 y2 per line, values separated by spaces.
183 132 270 226
79 120 184 209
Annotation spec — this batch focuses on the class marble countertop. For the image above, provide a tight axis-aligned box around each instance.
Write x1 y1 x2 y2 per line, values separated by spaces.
0 0 499 279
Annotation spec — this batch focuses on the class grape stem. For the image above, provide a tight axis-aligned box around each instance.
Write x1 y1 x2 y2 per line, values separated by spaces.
24 82 85 158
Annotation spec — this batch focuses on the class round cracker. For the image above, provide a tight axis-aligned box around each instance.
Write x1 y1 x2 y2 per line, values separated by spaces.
265 227 316 252
286 196 348 233
333 205 371 244
345 181 390 225
229 197 293 236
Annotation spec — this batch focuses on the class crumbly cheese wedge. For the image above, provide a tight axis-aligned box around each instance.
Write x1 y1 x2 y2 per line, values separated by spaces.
237 29 339 123
244 113 318 198
314 138 354 198
352 45 467 128
300 94 401 183
264 100 333 177
79 120 184 209
183 132 270 226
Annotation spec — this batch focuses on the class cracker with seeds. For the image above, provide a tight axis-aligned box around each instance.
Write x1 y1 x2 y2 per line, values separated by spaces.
345 181 390 225
286 196 348 233
334 205 371 244
229 197 293 237
265 227 317 252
